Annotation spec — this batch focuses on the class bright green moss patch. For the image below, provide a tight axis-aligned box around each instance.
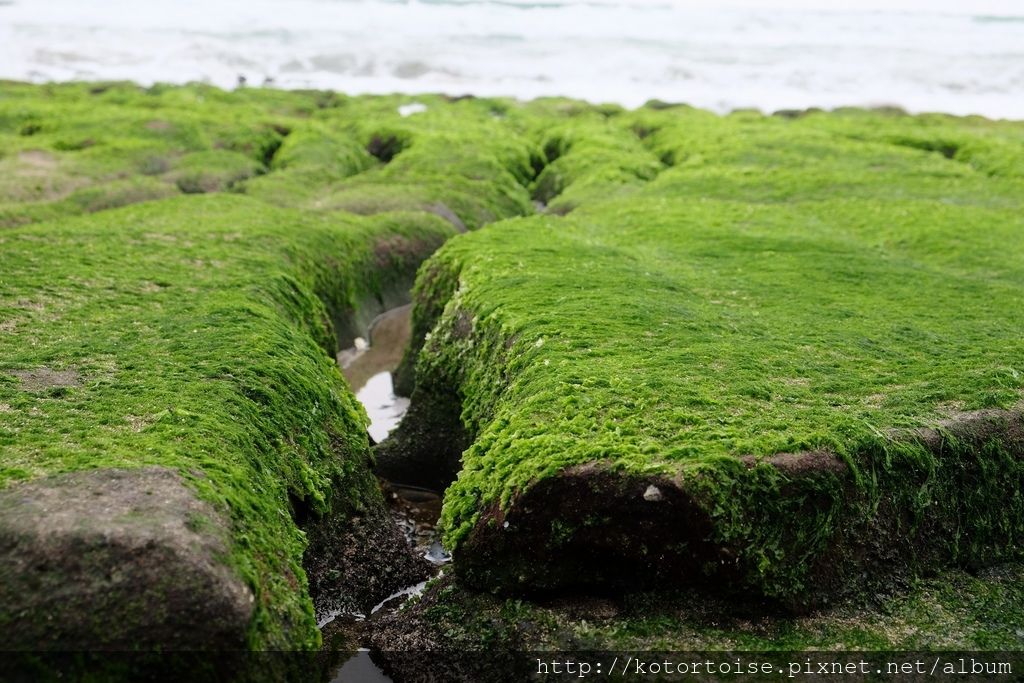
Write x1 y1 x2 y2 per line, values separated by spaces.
624 107 1024 209
0 83 643 233
245 97 538 229
531 115 664 213
171 150 263 194
4 81 1023 650
0 194 454 648
393 105 1024 601
0 81 298 227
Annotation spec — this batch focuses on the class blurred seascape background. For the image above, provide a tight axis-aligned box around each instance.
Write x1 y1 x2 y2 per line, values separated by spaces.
0 0 1022 118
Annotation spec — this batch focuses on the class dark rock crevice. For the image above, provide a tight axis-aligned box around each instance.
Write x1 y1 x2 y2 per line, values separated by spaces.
372 382 469 493
303 490 432 624
366 132 411 164
300 229 454 632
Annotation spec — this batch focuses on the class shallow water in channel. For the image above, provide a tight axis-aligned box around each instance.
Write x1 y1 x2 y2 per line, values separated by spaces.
338 304 451 567
332 305 449 681
339 304 412 441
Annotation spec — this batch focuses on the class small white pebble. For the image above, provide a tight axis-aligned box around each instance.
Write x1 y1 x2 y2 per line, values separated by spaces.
502 521 509 529
354 337 368 350
643 485 664 502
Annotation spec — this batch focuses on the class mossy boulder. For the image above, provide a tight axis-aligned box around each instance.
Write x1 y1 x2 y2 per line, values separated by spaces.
170 150 263 194
0 467 254 649
0 192 454 654
388 106 1024 606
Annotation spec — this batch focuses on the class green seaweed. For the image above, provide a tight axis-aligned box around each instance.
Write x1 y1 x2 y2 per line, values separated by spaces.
399 105 1024 599
0 192 454 649
4 81 1024 652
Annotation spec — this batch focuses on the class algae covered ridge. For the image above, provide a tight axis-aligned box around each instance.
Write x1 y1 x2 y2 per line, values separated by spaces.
0 81 533 652
1 81 1023 665
390 105 1024 605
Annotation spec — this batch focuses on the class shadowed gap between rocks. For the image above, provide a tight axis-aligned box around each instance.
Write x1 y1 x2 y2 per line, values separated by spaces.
366 132 411 165
369 146 568 489
306 136 616 643
300 262 432 631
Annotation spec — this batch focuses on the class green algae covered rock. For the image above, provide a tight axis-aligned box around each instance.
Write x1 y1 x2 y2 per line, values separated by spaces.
0 82 558 658
2 80 1023 663
0 192 454 652
390 105 1024 605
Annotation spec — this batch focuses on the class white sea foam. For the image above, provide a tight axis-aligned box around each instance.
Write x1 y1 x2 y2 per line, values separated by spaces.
0 0 1021 117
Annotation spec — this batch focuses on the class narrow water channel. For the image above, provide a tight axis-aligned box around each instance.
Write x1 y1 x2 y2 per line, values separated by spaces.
331 305 449 682
338 303 451 568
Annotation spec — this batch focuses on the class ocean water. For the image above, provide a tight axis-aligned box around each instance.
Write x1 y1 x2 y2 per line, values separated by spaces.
0 0 1022 117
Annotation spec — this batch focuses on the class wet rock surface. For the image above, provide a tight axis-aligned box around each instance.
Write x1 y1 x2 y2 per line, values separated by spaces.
0 467 254 650
384 482 450 567
305 497 432 629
